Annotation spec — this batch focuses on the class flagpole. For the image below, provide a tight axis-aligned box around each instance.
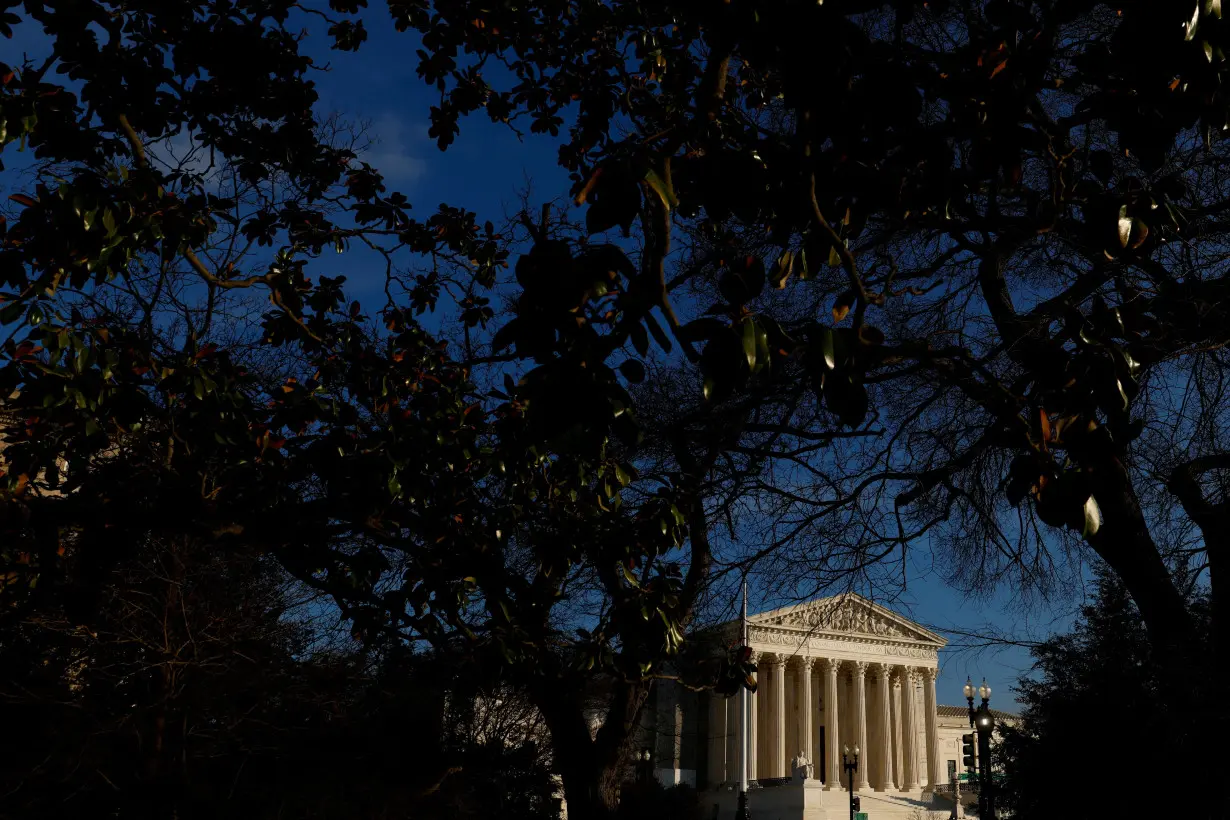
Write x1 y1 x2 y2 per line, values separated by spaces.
740 579 749 793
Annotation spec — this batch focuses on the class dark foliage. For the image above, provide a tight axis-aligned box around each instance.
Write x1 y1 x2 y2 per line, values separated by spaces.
997 569 1212 820
0 535 559 820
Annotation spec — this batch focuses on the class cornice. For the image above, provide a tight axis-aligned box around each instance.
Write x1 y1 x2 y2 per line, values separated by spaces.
746 624 941 660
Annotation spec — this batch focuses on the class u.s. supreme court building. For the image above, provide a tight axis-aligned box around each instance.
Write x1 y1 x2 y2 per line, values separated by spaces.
636 593 1014 819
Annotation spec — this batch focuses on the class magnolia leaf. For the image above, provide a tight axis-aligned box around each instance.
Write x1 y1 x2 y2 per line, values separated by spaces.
742 319 758 370
820 329 836 371
644 312 672 353
755 320 770 371
1117 205 1132 248
832 289 855 323
491 318 520 352
1186 2 1200 40
770 249 794 289
827 243 843 268
630 322 650 357
1081 494 1102 537
1130 219 1149 249
574 167 603 205
619 359 646 383
643 168 678 210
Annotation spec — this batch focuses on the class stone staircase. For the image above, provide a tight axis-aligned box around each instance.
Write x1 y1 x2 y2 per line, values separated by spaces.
705 784 956 820
852 789 951 818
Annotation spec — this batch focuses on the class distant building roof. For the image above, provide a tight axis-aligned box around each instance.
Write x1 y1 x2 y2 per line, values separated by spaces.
937 704 1018 721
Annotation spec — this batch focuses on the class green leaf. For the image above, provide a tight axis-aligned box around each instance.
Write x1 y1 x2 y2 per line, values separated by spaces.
619 359 646 383
742 319 758 370
1117 205 1132 248
0 301 24 325
678 317 728 343
1081 495 1102 537
1185 2 1200 40
644 312 672 353
832 290 856 323
643 167 678 210
770 249 794 289
755 320 770 370
820 328 836 370
630 322 650 357
827 242 844 268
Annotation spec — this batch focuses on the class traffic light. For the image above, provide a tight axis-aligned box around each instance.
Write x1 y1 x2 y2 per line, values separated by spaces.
851 796 861 812
962 733 977 772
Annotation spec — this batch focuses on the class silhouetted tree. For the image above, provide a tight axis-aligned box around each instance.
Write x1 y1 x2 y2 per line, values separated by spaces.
997 567 1211 820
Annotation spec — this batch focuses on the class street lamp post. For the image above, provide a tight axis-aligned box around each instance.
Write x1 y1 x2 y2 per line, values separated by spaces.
964 677 997 820
842 745 860 820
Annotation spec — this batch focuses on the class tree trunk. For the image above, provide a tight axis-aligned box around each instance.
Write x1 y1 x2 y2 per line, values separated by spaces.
532 677 651 820
1168 456 1230 694
539 702 620 820
1089 456 1225 804
554 753 622 820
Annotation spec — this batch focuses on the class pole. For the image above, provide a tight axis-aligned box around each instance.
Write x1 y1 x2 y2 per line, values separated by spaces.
848 762 854 820
735 580 751 820
740 580 749 793
977 725 993 820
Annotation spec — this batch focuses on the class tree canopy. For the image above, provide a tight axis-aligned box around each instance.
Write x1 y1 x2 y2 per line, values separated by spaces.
4 1 1230 817
997 568 1211 820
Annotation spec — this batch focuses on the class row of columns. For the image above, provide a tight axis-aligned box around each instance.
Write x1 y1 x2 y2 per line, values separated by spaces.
708 655 941 793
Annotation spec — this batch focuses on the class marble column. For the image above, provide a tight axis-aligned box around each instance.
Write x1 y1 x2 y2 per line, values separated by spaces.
823 658 841 789
923 667 940 789
726 684 741 784
796 658 814 775
899 667 919 790
874 663 893 791
707 692 727 786
772 655 787 777
749 653 759 780
812 663 823 775
890 674 903 790
656 679 681 774
757 658 769 778
852 661 869 790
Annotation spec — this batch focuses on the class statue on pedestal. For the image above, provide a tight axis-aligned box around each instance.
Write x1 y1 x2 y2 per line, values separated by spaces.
790 751 814 782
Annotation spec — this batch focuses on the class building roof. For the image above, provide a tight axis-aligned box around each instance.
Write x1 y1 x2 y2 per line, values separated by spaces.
745 592 949 647
937 704 1018 721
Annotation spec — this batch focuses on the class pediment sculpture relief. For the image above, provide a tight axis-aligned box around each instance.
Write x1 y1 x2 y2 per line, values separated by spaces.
767 600 910 638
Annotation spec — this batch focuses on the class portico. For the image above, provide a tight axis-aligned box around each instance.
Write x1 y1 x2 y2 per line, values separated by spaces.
705 593 947 796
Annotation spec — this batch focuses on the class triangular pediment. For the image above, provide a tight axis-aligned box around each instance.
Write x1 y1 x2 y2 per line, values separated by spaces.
748 593 946 646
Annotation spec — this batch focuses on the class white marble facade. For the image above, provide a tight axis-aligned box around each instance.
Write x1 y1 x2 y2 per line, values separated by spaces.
646 593 949 797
